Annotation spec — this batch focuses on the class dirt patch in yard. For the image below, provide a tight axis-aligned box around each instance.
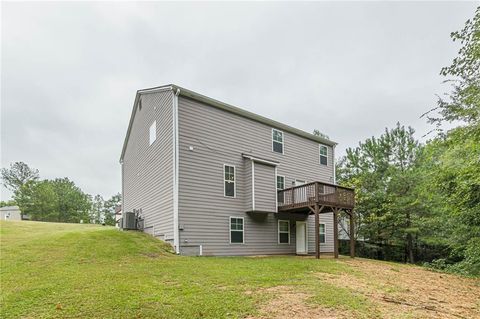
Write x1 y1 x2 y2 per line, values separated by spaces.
246 286 347 319
317 258 480 319
247 259 479 319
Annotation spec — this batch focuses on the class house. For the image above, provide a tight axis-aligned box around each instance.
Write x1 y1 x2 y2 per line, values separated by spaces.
120 84 355 257
0 206 22 221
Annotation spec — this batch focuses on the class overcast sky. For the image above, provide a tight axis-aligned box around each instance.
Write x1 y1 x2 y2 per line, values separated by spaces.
1 1 477 200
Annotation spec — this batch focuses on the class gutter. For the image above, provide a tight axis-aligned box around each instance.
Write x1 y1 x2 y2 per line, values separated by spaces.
120 84 337 161
174 85 337 147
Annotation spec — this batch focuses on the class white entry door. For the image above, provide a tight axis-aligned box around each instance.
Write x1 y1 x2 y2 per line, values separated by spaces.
294 180 306 204
296 221 308 254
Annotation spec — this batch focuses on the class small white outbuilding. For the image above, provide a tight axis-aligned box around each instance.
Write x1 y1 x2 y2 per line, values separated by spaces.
0 206 22 221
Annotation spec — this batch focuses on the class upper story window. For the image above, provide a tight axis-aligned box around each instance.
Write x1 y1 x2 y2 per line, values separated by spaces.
319 145 328 165
149 121 157 145
224 165 236 197
272 129 284 154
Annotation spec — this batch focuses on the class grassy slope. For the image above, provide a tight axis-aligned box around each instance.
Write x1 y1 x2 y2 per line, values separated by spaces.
1 221 478 319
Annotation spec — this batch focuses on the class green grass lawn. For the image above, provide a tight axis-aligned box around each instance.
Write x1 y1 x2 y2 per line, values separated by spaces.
1 221 478 319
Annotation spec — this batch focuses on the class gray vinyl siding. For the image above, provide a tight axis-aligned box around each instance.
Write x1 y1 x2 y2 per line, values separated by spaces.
122 90 174 242
308 213 334 253
177 96 335 256
253 162 276 212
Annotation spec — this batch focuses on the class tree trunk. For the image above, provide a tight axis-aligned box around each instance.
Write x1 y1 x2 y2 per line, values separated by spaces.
406 211 414 263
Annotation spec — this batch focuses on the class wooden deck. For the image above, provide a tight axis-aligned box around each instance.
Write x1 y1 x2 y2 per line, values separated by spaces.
278 181 354 213
277 182 356 260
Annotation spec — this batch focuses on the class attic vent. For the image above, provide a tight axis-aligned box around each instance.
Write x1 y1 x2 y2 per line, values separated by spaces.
138 98 142 111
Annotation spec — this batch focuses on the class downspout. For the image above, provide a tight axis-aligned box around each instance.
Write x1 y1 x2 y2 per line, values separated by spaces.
120 159 124 228
173 88 180 253
274 166 278 212
333 144 336 184
251 160 255 211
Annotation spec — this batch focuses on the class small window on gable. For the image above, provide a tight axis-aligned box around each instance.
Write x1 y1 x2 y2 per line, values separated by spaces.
230 217 244 243
319 223 326 244
272 129 284 154
320 145 328 166
278 220 290 244
149 121 157 145
224 165 235 197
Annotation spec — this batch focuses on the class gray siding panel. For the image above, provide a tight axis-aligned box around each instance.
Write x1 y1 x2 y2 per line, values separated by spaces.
253 163 276 212
244 160 253 211
177 96 335 255
122 90 174 241
308 213 335 253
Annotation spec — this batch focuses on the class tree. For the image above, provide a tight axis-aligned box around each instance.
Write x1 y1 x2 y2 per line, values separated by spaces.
88 193 121 225
103 193 121 226
91 194 104 224
1 162 39 193
14 178 92 223
15 180 58 221
423 7 479 138
419 6 480 275
50 178 91 223
418 128 480 274
313 129 330 140
0 200 16 207
337 123 422 263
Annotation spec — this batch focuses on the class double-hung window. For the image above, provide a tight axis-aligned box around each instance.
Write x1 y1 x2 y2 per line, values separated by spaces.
319 145 328 166
272 129 284 154
278 220 290 244
230 217 244 243
224 165 235 197
319 223 326 243
276 175 285 190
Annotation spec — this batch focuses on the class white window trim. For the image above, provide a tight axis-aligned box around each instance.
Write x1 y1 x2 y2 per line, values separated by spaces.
276 175 285 190
278 220 290 244
149 120 157 146
319 222 326 244
319 144 328 166
223 164 236 198
229 216 244 244
272 128 285 154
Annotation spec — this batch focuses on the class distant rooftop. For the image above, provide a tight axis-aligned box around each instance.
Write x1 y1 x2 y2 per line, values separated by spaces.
0 206 20 211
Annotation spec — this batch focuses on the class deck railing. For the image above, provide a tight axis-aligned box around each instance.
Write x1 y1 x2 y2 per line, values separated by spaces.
277 182 355 211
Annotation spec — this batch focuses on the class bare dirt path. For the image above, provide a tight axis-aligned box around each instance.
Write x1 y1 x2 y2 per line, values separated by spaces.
249 258 480 319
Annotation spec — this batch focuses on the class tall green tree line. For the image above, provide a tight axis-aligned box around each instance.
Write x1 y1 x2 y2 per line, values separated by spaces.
1 162 120 225
337 8 479 275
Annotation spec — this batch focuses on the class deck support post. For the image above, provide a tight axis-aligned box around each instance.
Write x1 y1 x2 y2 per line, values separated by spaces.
314 203 320 259
314 183 320 259
333 208 339 259
349 210 355 258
